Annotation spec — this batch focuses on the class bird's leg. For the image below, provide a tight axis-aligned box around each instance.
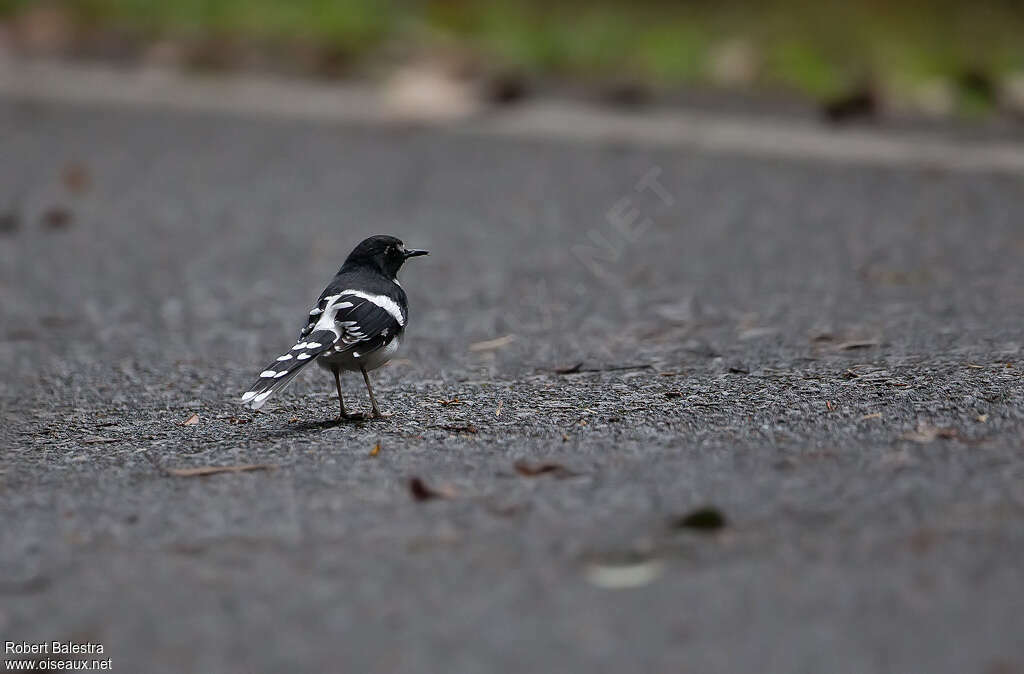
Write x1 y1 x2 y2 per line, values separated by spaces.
360 366 390 418
332 366 350 420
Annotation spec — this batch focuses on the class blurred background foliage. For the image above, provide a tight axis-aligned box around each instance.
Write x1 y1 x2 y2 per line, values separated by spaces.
2 0 1022 112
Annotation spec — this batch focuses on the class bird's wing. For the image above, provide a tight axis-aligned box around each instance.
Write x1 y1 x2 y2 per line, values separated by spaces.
327 290 404 356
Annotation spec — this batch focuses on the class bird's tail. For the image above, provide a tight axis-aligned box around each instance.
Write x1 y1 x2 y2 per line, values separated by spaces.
241 329 338 410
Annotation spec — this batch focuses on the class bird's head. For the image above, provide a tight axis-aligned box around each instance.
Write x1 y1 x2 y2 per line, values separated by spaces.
343 235 429 279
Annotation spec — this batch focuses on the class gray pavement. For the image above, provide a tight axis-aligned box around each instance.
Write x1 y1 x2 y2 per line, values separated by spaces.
2 98 1024 673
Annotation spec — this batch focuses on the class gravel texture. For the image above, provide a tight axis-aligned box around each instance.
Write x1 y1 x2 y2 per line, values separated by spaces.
2 99 1024 673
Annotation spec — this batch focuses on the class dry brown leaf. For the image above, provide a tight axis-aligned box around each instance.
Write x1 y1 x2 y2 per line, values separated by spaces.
834 340 880 350
495 400 503 418
585 560 664 589
166 464 276 477
408 477 454 501
469 334 515 352
369 442 381 457
513 461 578 478
62 162 92 194
901 424 958 443
182 413 199 426
671 506 727 531
40 207 73 230
860 412 883 420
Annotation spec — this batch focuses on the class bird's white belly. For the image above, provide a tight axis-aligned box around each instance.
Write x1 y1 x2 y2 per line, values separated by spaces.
317 337 400 373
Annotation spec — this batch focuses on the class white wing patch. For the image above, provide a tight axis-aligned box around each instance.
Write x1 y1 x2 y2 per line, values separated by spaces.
338 289 405 327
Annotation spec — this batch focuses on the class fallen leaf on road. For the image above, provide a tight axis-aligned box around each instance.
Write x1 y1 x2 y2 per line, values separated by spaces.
901 424 958 443
437 397 465 406
585 559 664 589
166 464 276 477
408 477 454 501
513 460 578 478
182 413 199 426
62 162 92 194
671 506 727 532
860 412 883 420
469 334 515 352
495 400 503 418
40 207 73 230
369 442 381 457
834 339 880 350
552 363 654 374
738 326 778 340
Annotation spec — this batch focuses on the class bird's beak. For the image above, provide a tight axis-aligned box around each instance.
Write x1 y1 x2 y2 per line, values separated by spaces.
403 248 429 259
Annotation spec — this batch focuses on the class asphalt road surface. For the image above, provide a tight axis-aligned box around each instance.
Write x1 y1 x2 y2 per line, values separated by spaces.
2 98 1024 674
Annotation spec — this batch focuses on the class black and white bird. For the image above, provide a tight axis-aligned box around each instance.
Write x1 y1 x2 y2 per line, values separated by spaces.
241 235 428 419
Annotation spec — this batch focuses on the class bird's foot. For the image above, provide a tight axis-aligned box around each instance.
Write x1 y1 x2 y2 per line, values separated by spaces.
370 409 393 419
337 412 368 423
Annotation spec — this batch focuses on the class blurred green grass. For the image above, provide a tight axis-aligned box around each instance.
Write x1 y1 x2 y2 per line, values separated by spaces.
3 0 1023 105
